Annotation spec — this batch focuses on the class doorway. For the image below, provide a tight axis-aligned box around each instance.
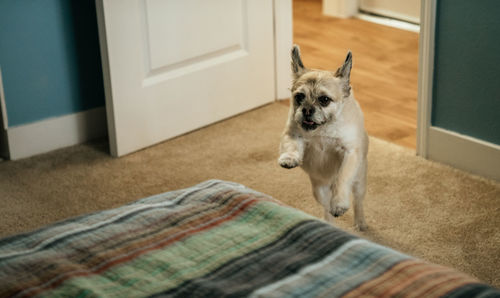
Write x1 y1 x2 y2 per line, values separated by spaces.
291 0 419 149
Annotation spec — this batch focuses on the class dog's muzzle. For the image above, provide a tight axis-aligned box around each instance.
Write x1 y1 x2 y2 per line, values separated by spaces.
301 118 319 130
301 107 319 130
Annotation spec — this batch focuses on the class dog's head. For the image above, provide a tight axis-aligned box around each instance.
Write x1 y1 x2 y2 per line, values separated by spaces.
290 45 353 131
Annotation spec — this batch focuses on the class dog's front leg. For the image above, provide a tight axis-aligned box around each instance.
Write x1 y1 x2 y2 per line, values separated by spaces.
278 133 304 169
310 179 336 224
330 148 360 217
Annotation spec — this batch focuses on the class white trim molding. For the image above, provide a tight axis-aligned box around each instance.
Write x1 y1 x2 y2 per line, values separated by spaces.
322 0 359 18
356 13 420 32
427 127 500 181
273 0 293 100
416 0 436 157
5 107 107 160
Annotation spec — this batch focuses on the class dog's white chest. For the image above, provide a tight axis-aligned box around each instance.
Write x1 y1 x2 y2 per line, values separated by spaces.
307 136 345 152
301 136 345 180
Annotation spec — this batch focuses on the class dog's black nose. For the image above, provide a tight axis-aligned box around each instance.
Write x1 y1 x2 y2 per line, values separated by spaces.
302 107 315 116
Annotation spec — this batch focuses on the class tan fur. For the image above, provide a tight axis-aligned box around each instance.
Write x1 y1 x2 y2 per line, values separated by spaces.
278 45 369 231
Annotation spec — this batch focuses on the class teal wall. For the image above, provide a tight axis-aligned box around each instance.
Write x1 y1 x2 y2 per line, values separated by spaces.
432 0 500 145
0 0 104 127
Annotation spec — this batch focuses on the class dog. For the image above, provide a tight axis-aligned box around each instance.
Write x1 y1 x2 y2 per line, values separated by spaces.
278 45 369 231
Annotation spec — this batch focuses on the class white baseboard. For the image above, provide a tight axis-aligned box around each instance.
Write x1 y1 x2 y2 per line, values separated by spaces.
356 13 420 32
427 127 500 181
6 107 107 160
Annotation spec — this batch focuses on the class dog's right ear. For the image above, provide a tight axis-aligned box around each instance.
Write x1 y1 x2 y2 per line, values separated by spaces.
334 51 353 97
291 45 306 79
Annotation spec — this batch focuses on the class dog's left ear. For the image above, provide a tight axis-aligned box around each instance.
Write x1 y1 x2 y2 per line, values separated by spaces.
334 51 353 96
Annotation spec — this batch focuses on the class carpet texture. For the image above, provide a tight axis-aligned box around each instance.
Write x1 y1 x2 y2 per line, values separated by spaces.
0 102 499 287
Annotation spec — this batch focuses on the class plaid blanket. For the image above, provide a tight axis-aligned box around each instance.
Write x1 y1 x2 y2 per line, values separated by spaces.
0 180 498 297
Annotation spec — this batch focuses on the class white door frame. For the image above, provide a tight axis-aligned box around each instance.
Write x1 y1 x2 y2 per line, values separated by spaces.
416 0 436 157
274 0 293 100
417 0 500 181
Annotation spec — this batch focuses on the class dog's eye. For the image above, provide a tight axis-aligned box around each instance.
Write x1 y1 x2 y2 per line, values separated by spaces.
318 96 331 107
294 92 305 105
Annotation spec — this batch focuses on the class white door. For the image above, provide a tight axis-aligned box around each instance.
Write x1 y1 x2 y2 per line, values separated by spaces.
360 0 421 24
96 0 276 157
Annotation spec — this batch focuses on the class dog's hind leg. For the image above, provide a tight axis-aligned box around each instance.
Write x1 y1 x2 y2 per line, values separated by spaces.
352 162 368 231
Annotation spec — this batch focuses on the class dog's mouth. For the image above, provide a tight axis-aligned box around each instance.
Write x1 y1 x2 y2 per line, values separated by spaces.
301 119 319 130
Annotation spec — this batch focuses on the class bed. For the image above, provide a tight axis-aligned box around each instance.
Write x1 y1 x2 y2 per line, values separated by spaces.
0 180 498 297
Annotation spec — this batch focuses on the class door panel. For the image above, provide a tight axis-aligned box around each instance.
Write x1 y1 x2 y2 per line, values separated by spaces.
145 0 245 70
96 0 275 157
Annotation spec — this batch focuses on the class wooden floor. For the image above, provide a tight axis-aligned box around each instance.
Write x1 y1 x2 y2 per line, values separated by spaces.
288 0 419 149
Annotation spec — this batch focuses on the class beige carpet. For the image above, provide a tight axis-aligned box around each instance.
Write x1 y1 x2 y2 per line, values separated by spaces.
1 102 499 286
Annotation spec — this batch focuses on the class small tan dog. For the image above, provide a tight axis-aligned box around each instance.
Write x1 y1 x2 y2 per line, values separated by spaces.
278 45 369 231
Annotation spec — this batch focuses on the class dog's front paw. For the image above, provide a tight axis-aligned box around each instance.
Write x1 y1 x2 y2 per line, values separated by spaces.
330 205 349 217
278 153 300 169
330 196 350 217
